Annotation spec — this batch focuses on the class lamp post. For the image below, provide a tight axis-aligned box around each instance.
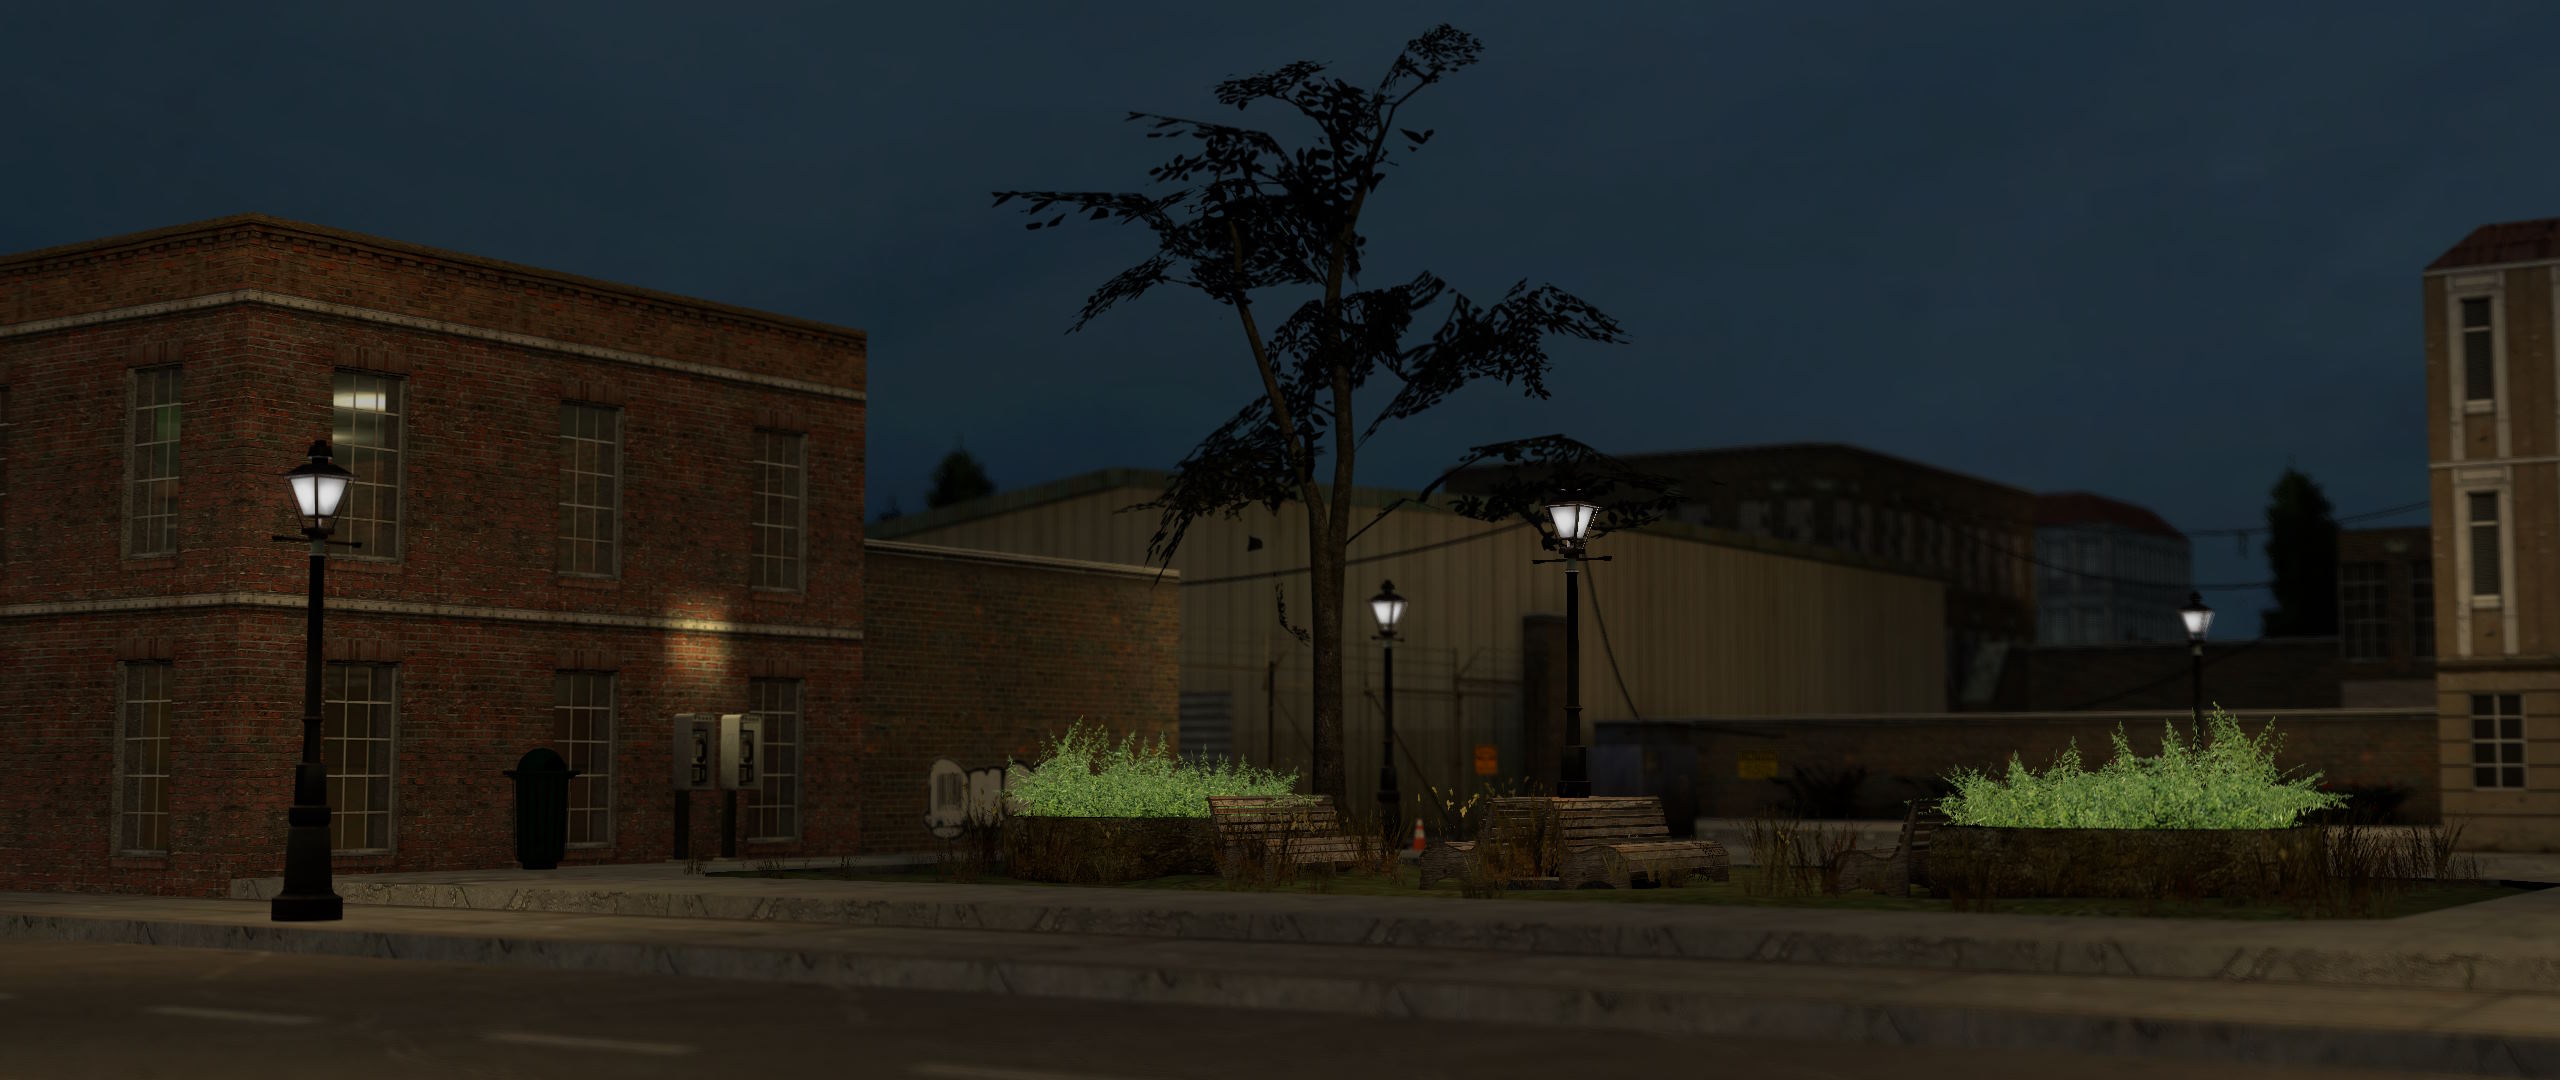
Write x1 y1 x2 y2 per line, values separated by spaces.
2180 591 2215 726
269 440 356 923
1541 495 1605 799
1369 581 1407 851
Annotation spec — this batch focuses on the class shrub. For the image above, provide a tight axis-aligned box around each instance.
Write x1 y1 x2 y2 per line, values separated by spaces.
1938 706 2347 829
1006 719 1297 818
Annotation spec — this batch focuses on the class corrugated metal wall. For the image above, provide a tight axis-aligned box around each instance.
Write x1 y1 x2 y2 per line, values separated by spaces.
886 484 1946 805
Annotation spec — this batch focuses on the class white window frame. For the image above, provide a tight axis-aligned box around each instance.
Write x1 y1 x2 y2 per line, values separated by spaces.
324 662 399 855
746 677 803 842
751 429 808 592
125 365 182 558
2339 561 2389 661
2470 693 2526 791
558 402 623 577
114 660 174 855
331 370 407 563
555 670 616 847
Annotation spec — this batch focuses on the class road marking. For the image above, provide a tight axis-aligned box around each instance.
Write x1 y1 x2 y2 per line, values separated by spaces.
481 1031 698 1056
910 1064 1143 1080
145 1005 317 1025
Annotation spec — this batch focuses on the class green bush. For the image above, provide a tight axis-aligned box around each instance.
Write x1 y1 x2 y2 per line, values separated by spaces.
1006 719 1298 818
1939 707 2347 829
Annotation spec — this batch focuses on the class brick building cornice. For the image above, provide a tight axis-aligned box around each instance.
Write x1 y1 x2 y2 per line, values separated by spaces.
0 213 867 349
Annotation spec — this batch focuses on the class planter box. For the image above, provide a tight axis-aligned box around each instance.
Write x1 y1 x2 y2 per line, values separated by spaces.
1923 825 2319 899
1001 815 1218 884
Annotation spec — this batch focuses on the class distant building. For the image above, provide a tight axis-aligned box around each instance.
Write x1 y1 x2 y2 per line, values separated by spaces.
2336 526 2435 708
1449 443 2035 710
2033 492 2193 645
2424 218 2560 850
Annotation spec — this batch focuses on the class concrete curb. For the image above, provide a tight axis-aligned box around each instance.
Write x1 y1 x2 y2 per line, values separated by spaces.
6 906 2557 1076
221 875 2560 994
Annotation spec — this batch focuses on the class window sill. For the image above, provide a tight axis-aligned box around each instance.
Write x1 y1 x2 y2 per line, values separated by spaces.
748 589 806 604
2471 596 2505 610
331 559 403 575
2465 400 2497 415
556 575 622 591
110 854 171 868
123 556 177 570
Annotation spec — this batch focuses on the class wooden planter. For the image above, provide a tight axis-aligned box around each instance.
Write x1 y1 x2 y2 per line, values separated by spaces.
1001 815 1218 884
1923 825 2319 899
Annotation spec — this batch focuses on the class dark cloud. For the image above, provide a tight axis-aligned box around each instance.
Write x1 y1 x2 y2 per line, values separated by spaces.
4 2 2544 632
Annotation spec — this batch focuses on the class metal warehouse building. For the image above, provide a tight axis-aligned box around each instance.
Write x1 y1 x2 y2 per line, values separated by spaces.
871 468 1947 806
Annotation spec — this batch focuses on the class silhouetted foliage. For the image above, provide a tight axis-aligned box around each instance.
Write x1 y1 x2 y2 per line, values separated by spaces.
2261 466 2339 637
992 25 1670 803
927 442 996 509
1772 765 1872 820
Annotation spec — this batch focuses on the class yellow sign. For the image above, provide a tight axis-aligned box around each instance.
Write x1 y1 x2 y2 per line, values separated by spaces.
1472 744 1500 776
1736 753 1779 780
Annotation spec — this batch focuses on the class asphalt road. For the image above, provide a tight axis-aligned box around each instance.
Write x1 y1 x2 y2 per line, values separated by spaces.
0 940 2483 1080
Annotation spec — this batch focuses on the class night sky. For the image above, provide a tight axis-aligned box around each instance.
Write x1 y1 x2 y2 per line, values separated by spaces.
5 3 2550 634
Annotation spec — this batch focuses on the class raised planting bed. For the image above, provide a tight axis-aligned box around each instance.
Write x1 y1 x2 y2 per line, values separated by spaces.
1923 825 2324 899
1001 815 1218 884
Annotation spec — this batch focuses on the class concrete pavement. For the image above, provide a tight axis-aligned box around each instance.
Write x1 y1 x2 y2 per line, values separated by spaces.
6 889 2560 1076
222 856 2560 992
2 939 2469 1080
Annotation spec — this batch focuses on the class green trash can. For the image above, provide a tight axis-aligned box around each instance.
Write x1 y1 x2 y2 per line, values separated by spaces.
504 747 581 870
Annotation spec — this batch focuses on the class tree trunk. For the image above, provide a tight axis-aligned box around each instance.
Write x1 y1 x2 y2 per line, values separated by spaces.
1306 528 1348 806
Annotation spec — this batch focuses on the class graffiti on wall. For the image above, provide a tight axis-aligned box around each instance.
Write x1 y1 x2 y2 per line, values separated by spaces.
924 758 1011 839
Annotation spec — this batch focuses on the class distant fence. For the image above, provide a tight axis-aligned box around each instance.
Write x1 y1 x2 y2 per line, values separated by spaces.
1593 709 2438 825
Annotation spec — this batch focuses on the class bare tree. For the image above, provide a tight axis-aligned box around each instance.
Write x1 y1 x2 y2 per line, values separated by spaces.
995 24 1675 805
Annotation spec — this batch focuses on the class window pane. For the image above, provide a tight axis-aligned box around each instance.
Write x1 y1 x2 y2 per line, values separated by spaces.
2477 766 2498 788
2504 766 2526 789
2476 742 2497 764
2503 715 2524 740
2476 715 2495 740
2471 493 2500 525
2463 296 2491 329
2503 742 2525 764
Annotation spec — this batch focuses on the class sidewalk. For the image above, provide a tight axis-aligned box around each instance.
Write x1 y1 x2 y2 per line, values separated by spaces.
5 889 2560 1076
219 854 2560 993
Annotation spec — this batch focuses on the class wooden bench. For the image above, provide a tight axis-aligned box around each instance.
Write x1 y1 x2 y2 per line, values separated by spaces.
1206 795 1370 881
1481 796 1730 889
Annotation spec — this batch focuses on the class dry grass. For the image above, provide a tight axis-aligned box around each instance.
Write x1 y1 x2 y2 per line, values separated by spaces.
1739 811 1865 898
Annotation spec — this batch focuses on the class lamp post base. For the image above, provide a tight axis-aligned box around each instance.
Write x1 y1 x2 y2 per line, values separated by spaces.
269 892 343 922
1556 744 1591 799
271 763 342 922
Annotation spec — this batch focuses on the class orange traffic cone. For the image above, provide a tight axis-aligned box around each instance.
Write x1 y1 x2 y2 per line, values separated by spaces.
1411 818 1426 854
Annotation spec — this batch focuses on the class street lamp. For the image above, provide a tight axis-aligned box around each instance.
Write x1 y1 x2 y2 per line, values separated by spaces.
269 440 355 922
1542 494 1606 799
1369 580 1407 851
2180 591 2214 726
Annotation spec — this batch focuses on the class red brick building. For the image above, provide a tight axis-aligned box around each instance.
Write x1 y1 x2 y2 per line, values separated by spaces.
0 214 1175 897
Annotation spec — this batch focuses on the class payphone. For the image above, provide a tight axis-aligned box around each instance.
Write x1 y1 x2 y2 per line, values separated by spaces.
670 712 762 860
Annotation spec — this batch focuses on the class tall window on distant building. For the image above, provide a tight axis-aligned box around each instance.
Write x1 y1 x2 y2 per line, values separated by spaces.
117 661 174 855
127 366 182 557
751 430 807 591
746 678 802 841
559 403 621 576
2471 694 2524 790
2461 297 2496 403
2411 559 2435 658
325 663 397 853
332 371 405 561
555 671 615 847
2340 562 2388 660
2469 492 2503 598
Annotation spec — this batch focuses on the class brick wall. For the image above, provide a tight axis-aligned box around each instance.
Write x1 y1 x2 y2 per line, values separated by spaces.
0 215 868 897
1612 712 2437 823
858 541 1180 854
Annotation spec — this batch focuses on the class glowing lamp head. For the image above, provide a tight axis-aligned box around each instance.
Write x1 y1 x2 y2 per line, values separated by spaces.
2180 591 2214 641
1545 497 1599 548
1370 580 1407 638
285 440 353 533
